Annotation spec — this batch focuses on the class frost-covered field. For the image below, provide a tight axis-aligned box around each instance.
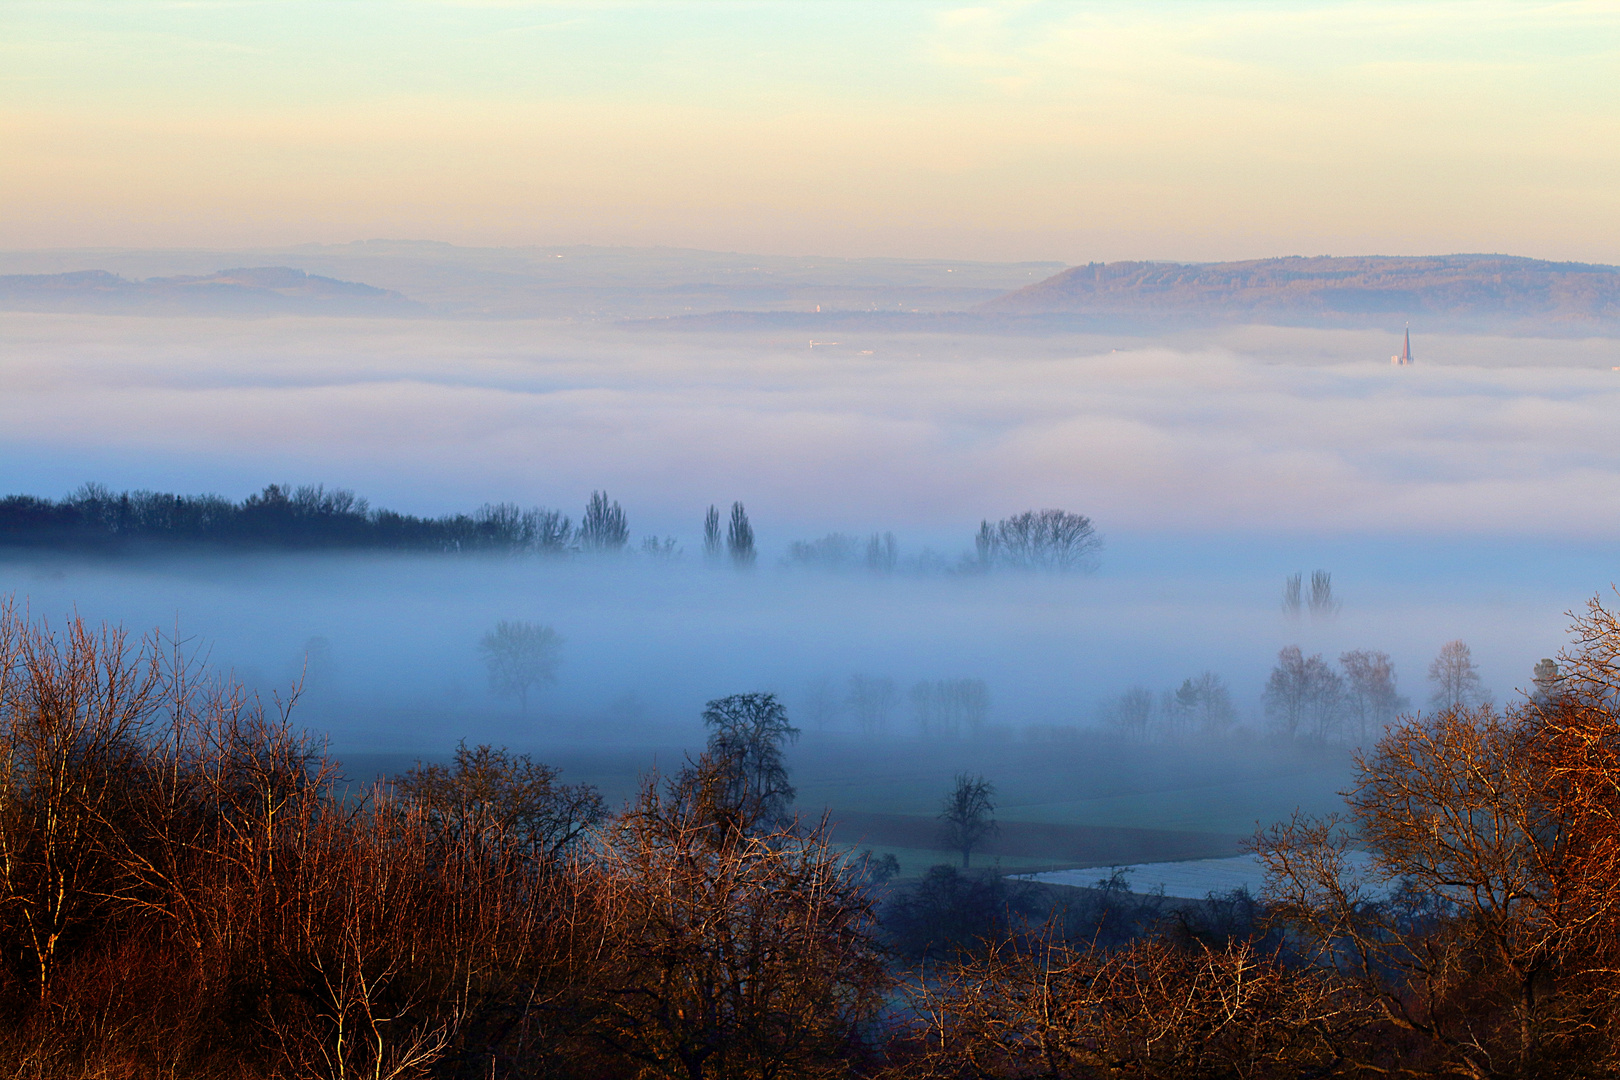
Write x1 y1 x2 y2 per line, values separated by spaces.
1024 851 1379 900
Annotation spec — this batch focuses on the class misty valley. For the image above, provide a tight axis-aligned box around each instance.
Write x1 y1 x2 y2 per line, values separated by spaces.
2 303 1618 1077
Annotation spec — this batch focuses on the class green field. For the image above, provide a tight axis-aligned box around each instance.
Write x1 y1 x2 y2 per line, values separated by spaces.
343 730 1358 878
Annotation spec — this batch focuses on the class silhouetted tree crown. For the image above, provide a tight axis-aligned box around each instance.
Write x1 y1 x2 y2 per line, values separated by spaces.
974 508 1100 570
702 504 723 561
576 490 628 552
727 501 755 567
697 691 799 830
939 772 998 868
477 620 563 711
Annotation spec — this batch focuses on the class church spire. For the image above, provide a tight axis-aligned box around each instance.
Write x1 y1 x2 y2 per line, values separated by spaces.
1392 324 1413 366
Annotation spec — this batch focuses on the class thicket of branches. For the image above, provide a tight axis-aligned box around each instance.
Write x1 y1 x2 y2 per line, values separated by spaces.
0 602 886 1079
10 591 1620 1079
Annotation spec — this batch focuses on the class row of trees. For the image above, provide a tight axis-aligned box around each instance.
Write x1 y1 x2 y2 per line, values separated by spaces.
703 502 756 566
1263 639 1498 744
803 674 992 737
1103 671 1239 740
2 484 1106 577
0 483 647 556
1100 640 1493 746
785 531 899 573
1282 569 1341 618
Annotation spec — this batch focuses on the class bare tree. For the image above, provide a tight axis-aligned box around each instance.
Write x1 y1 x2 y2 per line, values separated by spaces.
1175 671 1237 735
700 692 799 830
865 531 897 573
786 533 860 569
1429 638 1488 710
477 620 563 711
911 678 991 738
1107 686 1156 740
703 505 722 562
1340 649 1406 745
1308 570 1341 617
639 535 679 560
976 509 1101 571
801 676 842 730
845 674 897 736
591 761 888 1079
939 773 998 868
727 501 755 567
1282 573 1303 618
1265 646 1342 740
398 741 605 862
577 490 628 552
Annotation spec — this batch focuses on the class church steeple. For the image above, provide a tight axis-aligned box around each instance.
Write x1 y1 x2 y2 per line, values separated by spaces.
1392 324 1413 366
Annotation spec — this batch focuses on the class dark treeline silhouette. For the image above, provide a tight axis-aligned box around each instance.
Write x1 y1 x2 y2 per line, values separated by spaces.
0 482 576 554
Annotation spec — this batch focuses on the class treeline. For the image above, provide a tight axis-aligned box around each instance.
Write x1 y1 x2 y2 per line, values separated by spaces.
803 673 992 736
7 596 1620 1077
0 483 578 553
786 509 1100 575
0 484 1100 573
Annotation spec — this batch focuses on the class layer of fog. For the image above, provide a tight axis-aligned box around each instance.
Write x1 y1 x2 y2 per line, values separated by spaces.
0 313 1614 826
3 315 1618 539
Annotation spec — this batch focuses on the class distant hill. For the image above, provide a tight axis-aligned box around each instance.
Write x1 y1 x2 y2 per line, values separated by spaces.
980 255 1620 331
0 266 421 315
0 243 1060 319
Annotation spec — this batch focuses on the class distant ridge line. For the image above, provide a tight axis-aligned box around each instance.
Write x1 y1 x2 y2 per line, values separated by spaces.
980 253 1620 329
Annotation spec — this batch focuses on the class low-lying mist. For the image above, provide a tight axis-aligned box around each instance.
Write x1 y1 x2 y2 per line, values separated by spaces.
1 312 1614 840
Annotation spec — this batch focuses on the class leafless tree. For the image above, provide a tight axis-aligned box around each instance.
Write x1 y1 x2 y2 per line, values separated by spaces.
1281 573 1303 618
590 761 889 1079
911 678 990 738
397 741 605 862
477 619 563 711
1308 569 1341 617
1341 648 1406 745
639 534 679 560
1265 646 1343 740
1175 671 1237 735
846 674 897 736
577 490 628 552
727 501 755 567
939 773 998 868
699 692 799 830
786 533 860 569
1429 638 1488 710
702 504 722 562
976 508 1101 571
801 676 842 730
865 531 897 573
1107 685 1156 740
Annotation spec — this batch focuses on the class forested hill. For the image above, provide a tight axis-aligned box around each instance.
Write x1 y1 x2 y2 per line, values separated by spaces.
979 254 1620 330
0 484 572 554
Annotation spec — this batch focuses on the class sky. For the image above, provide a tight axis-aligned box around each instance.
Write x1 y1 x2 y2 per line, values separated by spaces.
3 1 1619 262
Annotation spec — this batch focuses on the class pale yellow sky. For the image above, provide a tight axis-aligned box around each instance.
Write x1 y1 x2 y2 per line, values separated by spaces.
2 1 1617 262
